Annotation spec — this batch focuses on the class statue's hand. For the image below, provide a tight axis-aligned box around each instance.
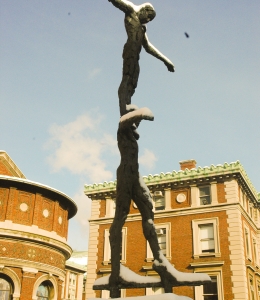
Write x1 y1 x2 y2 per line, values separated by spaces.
165 61 175 72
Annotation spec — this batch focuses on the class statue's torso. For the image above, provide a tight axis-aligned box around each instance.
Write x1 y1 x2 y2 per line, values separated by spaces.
123 13 145 59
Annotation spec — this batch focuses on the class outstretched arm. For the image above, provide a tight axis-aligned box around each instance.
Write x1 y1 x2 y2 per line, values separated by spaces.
119 107 154 129
142 32 175 72
108 0 136 13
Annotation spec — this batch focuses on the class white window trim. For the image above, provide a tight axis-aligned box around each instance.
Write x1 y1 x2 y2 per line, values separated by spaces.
192 218 220 259
146 286 164 296
105 197 116 218
244 223 252 261
103 227 127 265
146 223 171 262
252 234 259 268
194 269 224 300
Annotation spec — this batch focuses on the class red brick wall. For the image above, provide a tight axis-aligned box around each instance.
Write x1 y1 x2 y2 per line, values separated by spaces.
0 187 69 238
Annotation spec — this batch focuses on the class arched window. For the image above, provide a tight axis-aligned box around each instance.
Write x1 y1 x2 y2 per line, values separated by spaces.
0 274 13 300
36 280 54 300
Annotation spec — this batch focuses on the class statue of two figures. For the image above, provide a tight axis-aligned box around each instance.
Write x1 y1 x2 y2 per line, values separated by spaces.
94 1 211 298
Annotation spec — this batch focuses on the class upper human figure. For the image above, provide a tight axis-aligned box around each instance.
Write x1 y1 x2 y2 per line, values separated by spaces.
108 0 175 116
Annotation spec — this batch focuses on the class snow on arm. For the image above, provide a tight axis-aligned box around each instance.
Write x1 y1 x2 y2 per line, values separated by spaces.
108 0 137 13
120 107 154 127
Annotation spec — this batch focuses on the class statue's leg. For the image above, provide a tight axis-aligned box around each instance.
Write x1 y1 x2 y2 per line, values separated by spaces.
133 175 211 291
109 187 131 298
133 180 173 292
118 57 140 116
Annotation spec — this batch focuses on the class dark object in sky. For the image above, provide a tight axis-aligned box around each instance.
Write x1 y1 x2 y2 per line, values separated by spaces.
68 12 71 15
185 32 189 38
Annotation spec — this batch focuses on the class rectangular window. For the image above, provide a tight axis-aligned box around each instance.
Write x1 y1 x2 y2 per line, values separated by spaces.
103 227 127 265
146 223 171 261
202 276 218 300
192 218 220 259
250 277 255 300
199 186 211 205
156 228 167 255
244 225 252 260
153 191 165 211
194 271 223 300
199 224 215 253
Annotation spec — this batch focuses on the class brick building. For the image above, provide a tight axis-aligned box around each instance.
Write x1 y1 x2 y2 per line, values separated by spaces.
0 151 79 300
84 159 260 300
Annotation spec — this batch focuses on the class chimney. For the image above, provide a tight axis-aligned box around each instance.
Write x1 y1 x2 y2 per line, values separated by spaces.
179 159 197 171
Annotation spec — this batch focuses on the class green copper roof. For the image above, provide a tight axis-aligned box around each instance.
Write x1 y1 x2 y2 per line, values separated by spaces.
84 161 259 201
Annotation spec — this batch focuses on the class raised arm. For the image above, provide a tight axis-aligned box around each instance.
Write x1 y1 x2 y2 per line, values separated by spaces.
119 107 154 129
142 32 175 72
108 0 136 13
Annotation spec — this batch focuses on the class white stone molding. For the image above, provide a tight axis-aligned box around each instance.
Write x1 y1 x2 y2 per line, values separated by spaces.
226 208 248 299
91 200 101 219
224 179 239 203
85 223 99 299
190 185 199 207
105 197 116 218
0 257 65 279
210 181 218 205
64 270 70 299
0 267 21 299
76 273 84 300
164 188 171 210
32 274 58 300
22 267 38 273
0 220 67 244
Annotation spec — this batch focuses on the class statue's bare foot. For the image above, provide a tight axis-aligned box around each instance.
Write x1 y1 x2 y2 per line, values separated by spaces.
153 253 211 292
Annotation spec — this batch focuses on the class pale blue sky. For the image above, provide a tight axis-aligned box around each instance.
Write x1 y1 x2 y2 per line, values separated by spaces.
1 0 259 250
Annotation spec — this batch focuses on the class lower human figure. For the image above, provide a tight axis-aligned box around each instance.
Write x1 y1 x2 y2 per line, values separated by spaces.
109 107 210 298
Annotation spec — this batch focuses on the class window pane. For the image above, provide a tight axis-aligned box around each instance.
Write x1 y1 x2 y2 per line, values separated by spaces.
204 296 218 300
199 186 211 205
154 197 165 211
199 224 215 252
156 228 167 255
200 187 210 196
0 278 11 291
203 276 218 300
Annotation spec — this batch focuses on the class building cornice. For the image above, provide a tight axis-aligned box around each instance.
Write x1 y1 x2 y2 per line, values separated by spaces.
84 161 259 203
0 175 77 218
0 151 26 178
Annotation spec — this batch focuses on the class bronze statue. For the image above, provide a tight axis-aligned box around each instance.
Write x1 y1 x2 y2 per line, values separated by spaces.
108 0 174 116
105 1 211 298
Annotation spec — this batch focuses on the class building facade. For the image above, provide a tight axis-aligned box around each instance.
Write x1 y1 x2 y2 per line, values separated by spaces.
0 151 78 300
64 251 88 300
85 159 260 300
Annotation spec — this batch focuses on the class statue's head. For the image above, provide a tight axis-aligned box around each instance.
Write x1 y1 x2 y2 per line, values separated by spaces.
137 3 156 24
